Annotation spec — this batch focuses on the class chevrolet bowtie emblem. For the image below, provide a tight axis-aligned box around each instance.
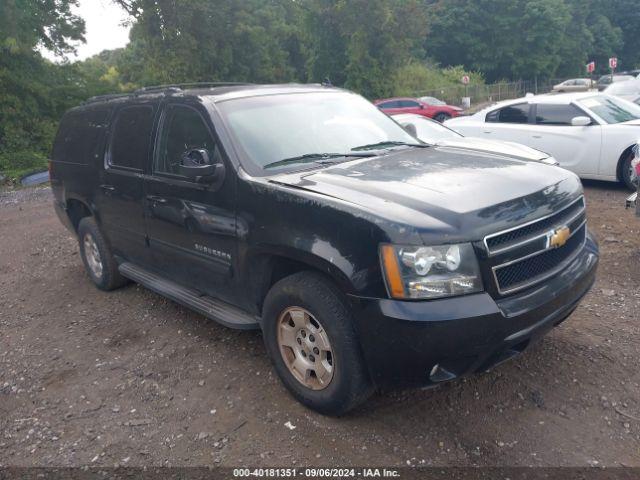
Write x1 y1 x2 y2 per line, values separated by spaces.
548 226 571 249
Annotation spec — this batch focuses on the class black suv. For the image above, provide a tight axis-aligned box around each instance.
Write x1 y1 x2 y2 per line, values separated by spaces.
51 83 599 415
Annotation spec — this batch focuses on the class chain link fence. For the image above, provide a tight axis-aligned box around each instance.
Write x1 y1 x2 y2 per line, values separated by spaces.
412 78 565 109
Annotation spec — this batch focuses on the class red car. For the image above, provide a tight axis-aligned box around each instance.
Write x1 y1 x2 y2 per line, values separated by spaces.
374 97 463 122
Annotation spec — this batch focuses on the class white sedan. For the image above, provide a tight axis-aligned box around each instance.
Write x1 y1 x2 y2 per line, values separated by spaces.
391 113 559 166
446 93 640 189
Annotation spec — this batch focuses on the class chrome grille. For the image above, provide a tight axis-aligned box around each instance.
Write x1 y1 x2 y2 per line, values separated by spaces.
484 196 587 295
484 197 585 256
494 224 586 292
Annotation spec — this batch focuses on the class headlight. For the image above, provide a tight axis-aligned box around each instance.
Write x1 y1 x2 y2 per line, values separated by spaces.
380 243 483 299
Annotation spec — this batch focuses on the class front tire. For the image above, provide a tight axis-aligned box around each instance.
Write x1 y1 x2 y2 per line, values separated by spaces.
620 151 637 191
262 272 373 415
78 217 128 291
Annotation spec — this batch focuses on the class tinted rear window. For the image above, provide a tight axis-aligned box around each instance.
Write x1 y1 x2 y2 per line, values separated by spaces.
486 103 530 123
52 108 111 164
109 105 155 170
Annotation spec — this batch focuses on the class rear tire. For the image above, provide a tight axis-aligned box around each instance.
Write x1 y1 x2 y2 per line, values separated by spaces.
78 217 128 291
262 272 373 415
434 112 451 123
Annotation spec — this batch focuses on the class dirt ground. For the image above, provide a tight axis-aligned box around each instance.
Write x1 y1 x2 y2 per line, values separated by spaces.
0 181 639 468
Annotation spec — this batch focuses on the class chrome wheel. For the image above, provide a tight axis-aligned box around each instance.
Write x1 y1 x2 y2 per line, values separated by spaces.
277 307 334 390
83 233 103 279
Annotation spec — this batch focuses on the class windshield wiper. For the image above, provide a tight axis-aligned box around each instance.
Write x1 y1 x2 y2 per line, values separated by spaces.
263 152 376 170
351 140 428 151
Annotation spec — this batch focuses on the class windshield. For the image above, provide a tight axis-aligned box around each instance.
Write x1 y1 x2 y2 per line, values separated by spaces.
395 115 462 143
605 80 640 95
217 91 419 175
579 95 640 124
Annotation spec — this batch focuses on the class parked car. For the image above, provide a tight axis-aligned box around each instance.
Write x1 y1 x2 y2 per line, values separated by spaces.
50 83 598 415
391 113 559 165
604 78 640 103
418 96 447 106
374 97 462 122
596 74 635 91
446 92 640 189
552 78 594 93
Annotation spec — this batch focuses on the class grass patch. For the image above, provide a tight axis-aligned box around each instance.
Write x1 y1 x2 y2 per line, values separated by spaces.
0 151 49 183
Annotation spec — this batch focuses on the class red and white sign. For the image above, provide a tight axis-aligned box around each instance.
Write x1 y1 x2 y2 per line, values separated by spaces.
586 61 595 73
461 75 470 85
609 57 618 69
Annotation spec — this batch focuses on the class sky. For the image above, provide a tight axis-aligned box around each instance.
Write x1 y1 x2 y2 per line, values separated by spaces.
42 0 131 62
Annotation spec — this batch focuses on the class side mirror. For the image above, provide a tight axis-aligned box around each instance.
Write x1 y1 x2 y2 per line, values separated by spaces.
179 149 226 185
571 116 591 126
419 104 425 110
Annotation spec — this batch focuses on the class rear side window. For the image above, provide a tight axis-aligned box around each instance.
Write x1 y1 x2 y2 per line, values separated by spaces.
535 104 586 126
109 105 154 170
52 108 111 164
486 103 529 124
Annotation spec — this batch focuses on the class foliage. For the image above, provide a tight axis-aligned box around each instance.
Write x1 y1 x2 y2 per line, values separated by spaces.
393 63 484 97
303 0 427 98
2 0 640 180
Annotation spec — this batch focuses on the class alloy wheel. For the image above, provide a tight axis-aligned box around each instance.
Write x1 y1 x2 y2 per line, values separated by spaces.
83 233 103 279
277 306 334 390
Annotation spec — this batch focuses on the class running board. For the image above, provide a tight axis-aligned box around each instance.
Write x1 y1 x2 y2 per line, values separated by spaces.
118 262 260 330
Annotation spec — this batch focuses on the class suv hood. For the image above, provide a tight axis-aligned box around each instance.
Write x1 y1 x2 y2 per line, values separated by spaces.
271 146 581 242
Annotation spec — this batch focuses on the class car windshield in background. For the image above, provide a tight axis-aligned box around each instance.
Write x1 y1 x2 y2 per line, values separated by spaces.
217 92 420 175
579 95 640 124
398 116 462 143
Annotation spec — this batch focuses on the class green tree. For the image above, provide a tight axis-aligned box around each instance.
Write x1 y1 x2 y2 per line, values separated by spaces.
425 0 573 81
112 0 306 85
303 0 427 98
0 0 86 179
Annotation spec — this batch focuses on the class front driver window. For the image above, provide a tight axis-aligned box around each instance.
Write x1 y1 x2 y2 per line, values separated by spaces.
156 105 219 176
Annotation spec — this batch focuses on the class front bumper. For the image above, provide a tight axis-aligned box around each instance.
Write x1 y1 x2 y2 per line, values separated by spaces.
349 231 599 389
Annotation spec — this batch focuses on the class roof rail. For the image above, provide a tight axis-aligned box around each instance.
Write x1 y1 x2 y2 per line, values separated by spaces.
82 92 131 105
82 82 254 105
134 82 253 93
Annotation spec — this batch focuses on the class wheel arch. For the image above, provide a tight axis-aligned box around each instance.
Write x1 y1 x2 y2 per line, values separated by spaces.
65 195 95 232
245 248 356 315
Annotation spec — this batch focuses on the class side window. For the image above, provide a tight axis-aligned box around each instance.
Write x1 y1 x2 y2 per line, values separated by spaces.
399 100 419 108
378 101 398 109
487 103 530 124
109 105 154 170
485 109 499 122
53 108 111 164
155 105 218 176
535 104 586 126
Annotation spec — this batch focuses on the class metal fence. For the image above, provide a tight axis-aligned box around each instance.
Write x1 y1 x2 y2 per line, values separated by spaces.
412 78 564 109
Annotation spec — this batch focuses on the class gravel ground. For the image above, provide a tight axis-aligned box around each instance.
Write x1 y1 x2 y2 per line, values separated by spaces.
0 182 639 468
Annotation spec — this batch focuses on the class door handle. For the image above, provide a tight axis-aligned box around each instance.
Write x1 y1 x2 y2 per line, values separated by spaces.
100 184 115 192
146 195 168 204
483 131 492 134
532 135 542 139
